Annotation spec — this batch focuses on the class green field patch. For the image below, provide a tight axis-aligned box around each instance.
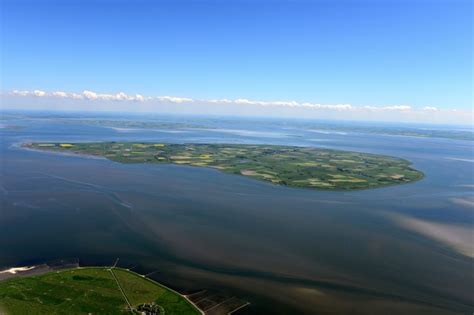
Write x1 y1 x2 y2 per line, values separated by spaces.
293 179 334 187
170 155 191 160
190 162 210 166
240 169 257 176
319 164 334 168
329 178 367 183
0 267 200 315
390 174 405 180
293 162 321 167
328 174 347 179
332 159 361 163
198 159 214 163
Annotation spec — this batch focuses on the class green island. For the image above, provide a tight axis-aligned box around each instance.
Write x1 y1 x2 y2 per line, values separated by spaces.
0 267 200 315
25 142 423 190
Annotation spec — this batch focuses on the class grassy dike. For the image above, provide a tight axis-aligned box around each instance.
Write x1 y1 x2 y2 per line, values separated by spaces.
0 267 201 315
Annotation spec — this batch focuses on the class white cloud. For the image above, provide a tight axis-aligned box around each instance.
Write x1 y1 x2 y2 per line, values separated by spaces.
157 96 194 103
33 90 46 97
10 90 47 97
363 105 412 111
384 105 411 111
115 92 129 101
300 103 353 110
227 98 353 111
208 98 233 104
52 91 68 98
4 89 471 125
79 90 146 102
82 90 98 100
234 98 258 105
11 90 32 96
135 94 145 102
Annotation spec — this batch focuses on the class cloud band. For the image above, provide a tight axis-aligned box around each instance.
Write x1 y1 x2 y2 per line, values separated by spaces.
6 89 445 113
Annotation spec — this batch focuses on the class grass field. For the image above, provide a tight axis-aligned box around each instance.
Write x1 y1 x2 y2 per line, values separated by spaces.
0 267 200 315
25 142 424 190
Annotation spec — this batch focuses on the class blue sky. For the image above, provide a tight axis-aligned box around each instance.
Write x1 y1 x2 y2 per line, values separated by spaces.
1 0 472 122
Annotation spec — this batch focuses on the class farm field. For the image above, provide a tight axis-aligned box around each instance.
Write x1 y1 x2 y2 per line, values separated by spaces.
25 142 424 190
0 267 200 315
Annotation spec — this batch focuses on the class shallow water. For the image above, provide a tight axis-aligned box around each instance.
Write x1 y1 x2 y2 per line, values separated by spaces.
0 112 473 314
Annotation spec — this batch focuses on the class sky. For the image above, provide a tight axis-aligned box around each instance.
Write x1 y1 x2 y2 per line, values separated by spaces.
1 0 472 124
